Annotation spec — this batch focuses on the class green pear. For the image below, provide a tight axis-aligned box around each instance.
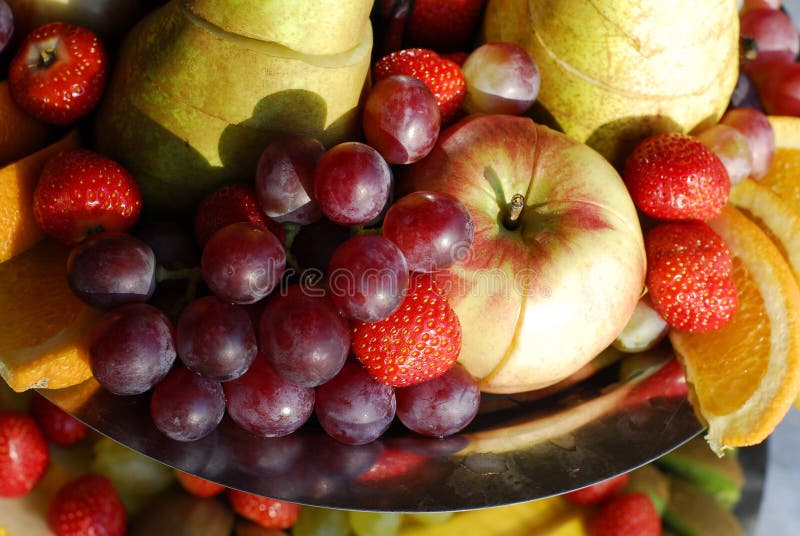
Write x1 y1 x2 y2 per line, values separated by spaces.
94 0 373 215
481 0 739 168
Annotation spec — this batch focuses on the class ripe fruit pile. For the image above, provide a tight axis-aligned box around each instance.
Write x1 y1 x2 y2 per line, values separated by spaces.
0 0 799 515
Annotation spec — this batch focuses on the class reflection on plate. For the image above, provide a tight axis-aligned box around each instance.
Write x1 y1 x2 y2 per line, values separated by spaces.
41 345 703 512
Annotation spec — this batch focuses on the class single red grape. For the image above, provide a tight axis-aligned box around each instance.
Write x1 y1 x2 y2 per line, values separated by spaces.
362 74 441 164
383 191 474 272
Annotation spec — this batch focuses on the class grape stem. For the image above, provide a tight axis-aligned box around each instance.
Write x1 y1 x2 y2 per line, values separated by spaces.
156 266 201 283
503 193 525 229
282 222 303 274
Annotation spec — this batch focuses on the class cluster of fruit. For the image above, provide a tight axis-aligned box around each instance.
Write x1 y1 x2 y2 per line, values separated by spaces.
0 0 796 452
0 0 551 447
2 0 800 533
1 0 800 512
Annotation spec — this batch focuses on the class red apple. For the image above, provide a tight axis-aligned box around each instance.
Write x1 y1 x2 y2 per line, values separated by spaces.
9 22 107 125
403 114 646 394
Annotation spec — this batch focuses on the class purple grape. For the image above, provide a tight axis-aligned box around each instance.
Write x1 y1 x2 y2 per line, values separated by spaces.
176 296 257 382
327 235 409 322
224 356 314 437
395 364 480 438
201 222 286 304
315 360 397 445
382 191 474 272
362 74 441 164
730 72 763 111
258 286 350 387
314 142 393 226
255 135 325 224
150 366 226 442
461 42 541 115
0 1 12 55
67 232 156 309
90 303 176 396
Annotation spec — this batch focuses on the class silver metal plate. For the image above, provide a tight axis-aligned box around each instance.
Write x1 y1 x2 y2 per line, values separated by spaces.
41 347 702 512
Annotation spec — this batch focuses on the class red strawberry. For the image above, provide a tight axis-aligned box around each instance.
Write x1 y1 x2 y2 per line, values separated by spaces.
624 133 731 221
47 474 126 536
175 469 226 498
33 148 142 246
29 394 88 447
227 489 300 530
373 48 466 124
0 412 49 497
565 473 631 506
352 274 462 387
407 0 487 52
9 22 107 126
195 183 285 246
645 221 738 332
589 492 662 536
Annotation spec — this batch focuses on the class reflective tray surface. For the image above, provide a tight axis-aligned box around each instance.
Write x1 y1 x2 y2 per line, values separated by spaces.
42 348 702 512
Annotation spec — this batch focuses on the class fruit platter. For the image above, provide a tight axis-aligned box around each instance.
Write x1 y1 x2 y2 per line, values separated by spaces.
2 0 800 528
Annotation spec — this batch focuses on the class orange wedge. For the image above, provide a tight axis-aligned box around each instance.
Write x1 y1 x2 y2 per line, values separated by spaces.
0 239 102 392
0 130 81 263
669 205 800 454
0 80 60 168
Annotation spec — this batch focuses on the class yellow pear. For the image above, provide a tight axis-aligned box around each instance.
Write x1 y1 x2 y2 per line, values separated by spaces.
94 0 373 214
481 0 739 167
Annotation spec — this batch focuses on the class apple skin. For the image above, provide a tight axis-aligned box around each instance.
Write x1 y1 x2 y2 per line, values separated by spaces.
402 114 646 394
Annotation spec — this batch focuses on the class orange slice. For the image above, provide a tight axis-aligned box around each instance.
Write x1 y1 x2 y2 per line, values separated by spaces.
730 116 800 411
0 239 102 392
669 205 800 454
757 116 800 203
0 130 81 263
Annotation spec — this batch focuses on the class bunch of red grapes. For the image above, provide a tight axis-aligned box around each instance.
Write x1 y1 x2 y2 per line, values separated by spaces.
65 41 543 446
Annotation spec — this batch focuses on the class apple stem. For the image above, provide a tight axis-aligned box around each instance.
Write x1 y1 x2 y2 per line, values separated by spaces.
503 194 525 229
38 47 57 68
